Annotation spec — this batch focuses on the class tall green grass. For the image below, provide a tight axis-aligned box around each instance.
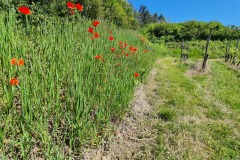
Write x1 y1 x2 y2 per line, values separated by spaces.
0 9 156 159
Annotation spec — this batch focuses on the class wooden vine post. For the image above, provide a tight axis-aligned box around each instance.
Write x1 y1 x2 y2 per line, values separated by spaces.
180 40 188 62
225 40 231 62
232 38 239 65
202 28 212 69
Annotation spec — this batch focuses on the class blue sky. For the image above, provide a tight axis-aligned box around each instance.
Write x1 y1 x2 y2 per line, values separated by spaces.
127 0 240 26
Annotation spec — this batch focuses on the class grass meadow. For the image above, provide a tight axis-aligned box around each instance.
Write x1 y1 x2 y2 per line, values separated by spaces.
0 9 156 159
1 5 240 160
153 58 240 159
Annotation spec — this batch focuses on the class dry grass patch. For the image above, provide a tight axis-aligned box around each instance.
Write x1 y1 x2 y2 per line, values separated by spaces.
185 60 212 77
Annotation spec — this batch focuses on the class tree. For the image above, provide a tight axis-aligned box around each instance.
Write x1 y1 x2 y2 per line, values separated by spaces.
0 0 138 28
151 13 158 23
102 0 136 28
158 13 166 23
79 0 104 19
138 5 151 26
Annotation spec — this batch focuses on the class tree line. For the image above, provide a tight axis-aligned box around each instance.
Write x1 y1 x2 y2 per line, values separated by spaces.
0 0 138 28
0 1 167 29
1 0 239 41
136 5 166 26
145 21 240 42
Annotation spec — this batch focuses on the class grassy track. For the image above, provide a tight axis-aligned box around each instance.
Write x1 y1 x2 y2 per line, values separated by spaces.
153 58 240 159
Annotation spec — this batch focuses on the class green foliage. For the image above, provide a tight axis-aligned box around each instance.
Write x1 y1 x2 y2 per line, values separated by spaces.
145 21 240 42
0 0 137 29
160 40 240 59
158 13 166 23
80 0 104 19
137 5 167 26
138 5 152 26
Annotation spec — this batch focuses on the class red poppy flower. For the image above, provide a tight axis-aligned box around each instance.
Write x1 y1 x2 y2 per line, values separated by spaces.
10 78 19 85
94 32 100 38
18 6 32 15
134 73 140 78
129 46 134 50
124 42 128 47
88 27 94 33
75 3 83 11
11 58 17 66
70 10 75 15
111 48 116 52
108 36 114 41
133 47 138 51
125 53 129 57
18 59 24 66
11 58 24 66
95 55 102 59
92 20 100 27
67 2 75 9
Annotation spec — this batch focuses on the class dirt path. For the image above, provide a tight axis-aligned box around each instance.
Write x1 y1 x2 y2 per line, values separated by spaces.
82 60 161 160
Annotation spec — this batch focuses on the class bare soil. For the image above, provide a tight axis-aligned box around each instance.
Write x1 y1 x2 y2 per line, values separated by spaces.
185 60 211 77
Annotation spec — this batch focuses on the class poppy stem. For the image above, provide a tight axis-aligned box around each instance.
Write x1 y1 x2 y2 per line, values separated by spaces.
25 15 29 35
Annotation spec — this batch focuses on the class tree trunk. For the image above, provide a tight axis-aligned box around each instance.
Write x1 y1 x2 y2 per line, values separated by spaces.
225 54 229 62
202 29 212 69
202 54 209 69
